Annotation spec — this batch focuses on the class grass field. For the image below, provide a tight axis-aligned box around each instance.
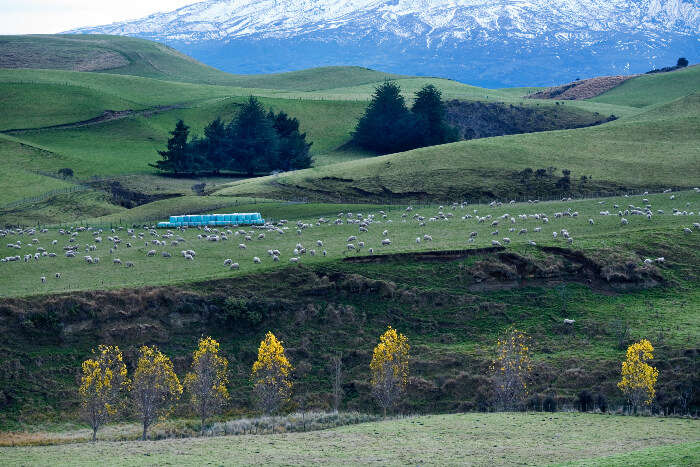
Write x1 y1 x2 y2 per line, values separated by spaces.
1 413 697 466
1 190 697 297
215 92 700 201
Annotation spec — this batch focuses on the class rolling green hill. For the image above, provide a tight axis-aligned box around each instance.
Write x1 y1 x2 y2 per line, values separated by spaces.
215 92 700 202
0 35 404 89
590 65 700 108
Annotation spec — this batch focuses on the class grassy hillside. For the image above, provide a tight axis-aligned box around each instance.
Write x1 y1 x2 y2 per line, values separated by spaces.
0 35 405 89
1 414 698 465
216 92 700 201
591 65 700 108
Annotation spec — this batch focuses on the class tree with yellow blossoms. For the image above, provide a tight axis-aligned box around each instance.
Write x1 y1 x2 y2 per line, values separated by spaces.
79 345 130 442
490 328 532 411
251 332 293 415
370 326 410 417
131 345 183 440
618 339 658 413
184 337 229 435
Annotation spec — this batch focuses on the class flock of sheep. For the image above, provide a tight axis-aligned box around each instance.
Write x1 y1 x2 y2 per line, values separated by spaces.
1 189 698 291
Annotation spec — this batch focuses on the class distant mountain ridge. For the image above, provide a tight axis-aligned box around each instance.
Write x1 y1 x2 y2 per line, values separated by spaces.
66 0 699 87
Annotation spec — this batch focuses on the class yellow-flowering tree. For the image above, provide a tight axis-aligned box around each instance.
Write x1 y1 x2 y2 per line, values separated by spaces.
131 345 183 440
618 339 659 413
251 332 293 415
370 326 410 417
79 345 130 441
490 328 532 410
184 337 229 434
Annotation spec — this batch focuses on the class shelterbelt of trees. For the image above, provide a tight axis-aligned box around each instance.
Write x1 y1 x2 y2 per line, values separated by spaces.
153 97 314 176
154 82 457 176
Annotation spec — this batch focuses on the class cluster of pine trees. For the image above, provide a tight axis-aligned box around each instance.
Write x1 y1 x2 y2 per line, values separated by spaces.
153 97 313 175
352 82 459 154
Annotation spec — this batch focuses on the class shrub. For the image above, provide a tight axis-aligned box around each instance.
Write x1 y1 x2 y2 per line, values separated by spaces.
677 57 689 68
543 395 557 412
57 168 74 178
577 390 594 412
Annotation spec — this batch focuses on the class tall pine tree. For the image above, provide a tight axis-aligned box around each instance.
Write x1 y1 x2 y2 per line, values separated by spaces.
411 85 458 147
202 117 227 174
151 120 192 174
270 111 313 170
352 81 419 154
226 97 278 176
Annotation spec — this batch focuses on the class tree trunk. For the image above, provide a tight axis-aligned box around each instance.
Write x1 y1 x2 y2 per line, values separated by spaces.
383 406 387 419
201 417 206 436
92 426 98 442
142 421 149 441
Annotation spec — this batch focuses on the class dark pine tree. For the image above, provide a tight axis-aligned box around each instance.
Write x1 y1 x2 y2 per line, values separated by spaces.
352 81 419 154
151 120 192 174
411 84 458 147
226 97 279 176
677 57 689 68
202 117 228 174
270 111 313 170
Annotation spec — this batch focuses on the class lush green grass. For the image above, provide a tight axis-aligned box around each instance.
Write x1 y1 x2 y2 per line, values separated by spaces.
591 65 700 108
1 413 697 466
560 442 700 467
1 190 697 297
0 82 135 130
216 92 700 201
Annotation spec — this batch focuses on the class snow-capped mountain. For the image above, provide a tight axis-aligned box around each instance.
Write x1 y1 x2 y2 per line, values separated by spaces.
67 0 699 87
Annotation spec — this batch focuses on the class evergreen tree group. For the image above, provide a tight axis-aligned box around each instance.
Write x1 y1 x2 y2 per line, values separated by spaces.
153 97 313 175
352 81 458 154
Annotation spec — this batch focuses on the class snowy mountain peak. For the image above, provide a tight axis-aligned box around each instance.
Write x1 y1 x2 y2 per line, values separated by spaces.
66 0 699 87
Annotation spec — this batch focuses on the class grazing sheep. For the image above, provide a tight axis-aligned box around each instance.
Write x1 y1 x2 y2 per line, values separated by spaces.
643 258 654 265
502 237 511 244
273 255 280 262
381 239 391 246
231 262 240 270
162 252 171 258
253 257 261 264
358 242 365 248
683 228 692 233
41 276 46 283
239 243 247 249
563 319 575 324
113 258 122 265
316 240 323 247
323 250 327 256
382 230 388 236
147 250 156 257
224 259 233 266
588 219 594 225
258 233 265 239
528 240 537 246
55 273 61 279
656 257 665 263
347 235 357 242
415 237 421 243
347 244 356 251
491 240 502 246
184 254 194 261
289 257 299 263
125 261 134 268
621 218 629 225
423 234 432 241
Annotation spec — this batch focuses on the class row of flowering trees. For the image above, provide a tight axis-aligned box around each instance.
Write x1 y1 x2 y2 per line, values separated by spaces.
79 327 658 441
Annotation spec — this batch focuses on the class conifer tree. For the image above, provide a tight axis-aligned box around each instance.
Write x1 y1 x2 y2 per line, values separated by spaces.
152 120 192 174
353 81 418 154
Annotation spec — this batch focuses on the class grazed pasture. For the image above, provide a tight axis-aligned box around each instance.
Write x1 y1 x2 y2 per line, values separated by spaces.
1 190 698 297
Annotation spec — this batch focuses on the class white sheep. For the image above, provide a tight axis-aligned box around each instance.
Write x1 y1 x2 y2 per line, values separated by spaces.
113 258 122 265
41 276 46 283
162 252 171 258
253 257 261 264
147 250 156 256
224 259 233 266
563 319 575 325
289 257 299 263
239 243 247 249
230 262 240 270
381 239 391 246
